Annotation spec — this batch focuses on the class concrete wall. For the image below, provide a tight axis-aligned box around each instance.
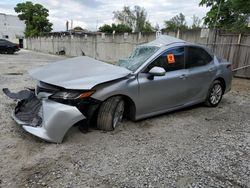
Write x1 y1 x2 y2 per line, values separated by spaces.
25 30 250 78
26 33 157 63
25 30 209 63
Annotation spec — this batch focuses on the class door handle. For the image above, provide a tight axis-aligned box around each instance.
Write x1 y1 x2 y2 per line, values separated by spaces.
179 74 187 79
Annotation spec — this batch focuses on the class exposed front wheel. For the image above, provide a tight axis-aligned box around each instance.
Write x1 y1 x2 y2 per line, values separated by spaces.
97 96 124 131
205 80 223 107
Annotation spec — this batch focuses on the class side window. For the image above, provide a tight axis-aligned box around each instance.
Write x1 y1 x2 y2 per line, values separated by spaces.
146 47 185 72
186 46 213 68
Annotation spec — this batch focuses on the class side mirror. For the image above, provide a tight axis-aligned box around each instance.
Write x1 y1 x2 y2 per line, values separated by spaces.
149 66 166 76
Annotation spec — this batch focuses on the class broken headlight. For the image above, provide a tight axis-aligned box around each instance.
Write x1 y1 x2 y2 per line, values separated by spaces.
49 90 95 100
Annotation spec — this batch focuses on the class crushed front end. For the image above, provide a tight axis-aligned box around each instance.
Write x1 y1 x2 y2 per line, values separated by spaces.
2 81 100 143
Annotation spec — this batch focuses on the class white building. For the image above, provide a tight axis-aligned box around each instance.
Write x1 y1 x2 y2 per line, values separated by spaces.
0 13 25 47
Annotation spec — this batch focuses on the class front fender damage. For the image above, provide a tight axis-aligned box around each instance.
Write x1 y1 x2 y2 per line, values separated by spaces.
4 88 85 143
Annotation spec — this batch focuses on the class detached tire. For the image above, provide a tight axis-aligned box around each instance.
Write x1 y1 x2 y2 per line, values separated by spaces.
97 96 124 131
205 80 223 107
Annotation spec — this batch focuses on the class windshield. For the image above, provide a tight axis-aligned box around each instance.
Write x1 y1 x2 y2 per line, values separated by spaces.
116 46 159 71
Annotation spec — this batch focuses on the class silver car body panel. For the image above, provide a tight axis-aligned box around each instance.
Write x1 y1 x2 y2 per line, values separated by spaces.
29 56 131 90
5 35 232 142
92 38 232 120
12 98 85 143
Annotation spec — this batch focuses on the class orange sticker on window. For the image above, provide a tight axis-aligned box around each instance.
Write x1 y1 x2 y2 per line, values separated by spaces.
167 54 175 64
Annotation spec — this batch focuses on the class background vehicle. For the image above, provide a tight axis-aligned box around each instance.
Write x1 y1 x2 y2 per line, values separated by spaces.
3 35 232 143
0 39 20 54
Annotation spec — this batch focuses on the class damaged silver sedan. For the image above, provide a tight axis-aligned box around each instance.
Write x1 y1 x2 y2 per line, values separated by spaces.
3 35 232 143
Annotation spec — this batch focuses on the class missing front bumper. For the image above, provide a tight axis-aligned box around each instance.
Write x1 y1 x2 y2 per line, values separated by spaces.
4 89 85 143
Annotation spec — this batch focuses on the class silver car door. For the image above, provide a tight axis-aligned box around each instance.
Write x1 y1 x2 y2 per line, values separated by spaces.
137 47 189 116
184 46 217 102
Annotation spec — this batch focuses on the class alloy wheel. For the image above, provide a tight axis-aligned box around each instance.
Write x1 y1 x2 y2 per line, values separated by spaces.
210 84 222 105
113 100 124 128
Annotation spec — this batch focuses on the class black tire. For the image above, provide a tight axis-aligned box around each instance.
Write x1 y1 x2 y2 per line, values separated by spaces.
7 48 14 54
97 96 124 131
205 80 223 107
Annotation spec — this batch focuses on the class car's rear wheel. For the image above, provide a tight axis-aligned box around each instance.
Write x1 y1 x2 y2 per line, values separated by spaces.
7 48 14 54
97 96 124 131
205 80 223 107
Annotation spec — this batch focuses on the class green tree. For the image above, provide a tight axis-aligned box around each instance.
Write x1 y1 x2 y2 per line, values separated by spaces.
133 6 147 32
191 15 202 29
231 0 250 14
113 6 135 28
199 0 250 31
99 24 113 33
113 6 154 32
142 21 155 32
164 13 188 31
14 1 53 37
114 24 133 33
74 26 84 31
98 23 132 33
155 23 160 31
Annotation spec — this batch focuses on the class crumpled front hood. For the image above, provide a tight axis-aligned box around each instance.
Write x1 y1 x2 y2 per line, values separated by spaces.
29 56 131 90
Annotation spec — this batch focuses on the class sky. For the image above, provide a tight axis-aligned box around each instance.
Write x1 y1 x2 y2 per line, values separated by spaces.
0 0 209 31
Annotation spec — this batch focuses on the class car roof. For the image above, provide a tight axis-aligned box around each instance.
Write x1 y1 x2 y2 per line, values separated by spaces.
140 35 186 48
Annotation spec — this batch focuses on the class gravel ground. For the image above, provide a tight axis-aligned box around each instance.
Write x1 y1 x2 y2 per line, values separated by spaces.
0 50 250 188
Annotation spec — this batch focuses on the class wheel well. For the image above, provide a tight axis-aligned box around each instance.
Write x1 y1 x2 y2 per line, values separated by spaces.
103 95 136 121
215 77 226 94
123 95 136 120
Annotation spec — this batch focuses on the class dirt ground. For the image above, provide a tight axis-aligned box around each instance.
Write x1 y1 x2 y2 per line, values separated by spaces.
0 50 250 188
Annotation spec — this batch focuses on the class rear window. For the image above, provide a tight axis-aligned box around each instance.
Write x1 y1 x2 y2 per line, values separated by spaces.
186 46 213 68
